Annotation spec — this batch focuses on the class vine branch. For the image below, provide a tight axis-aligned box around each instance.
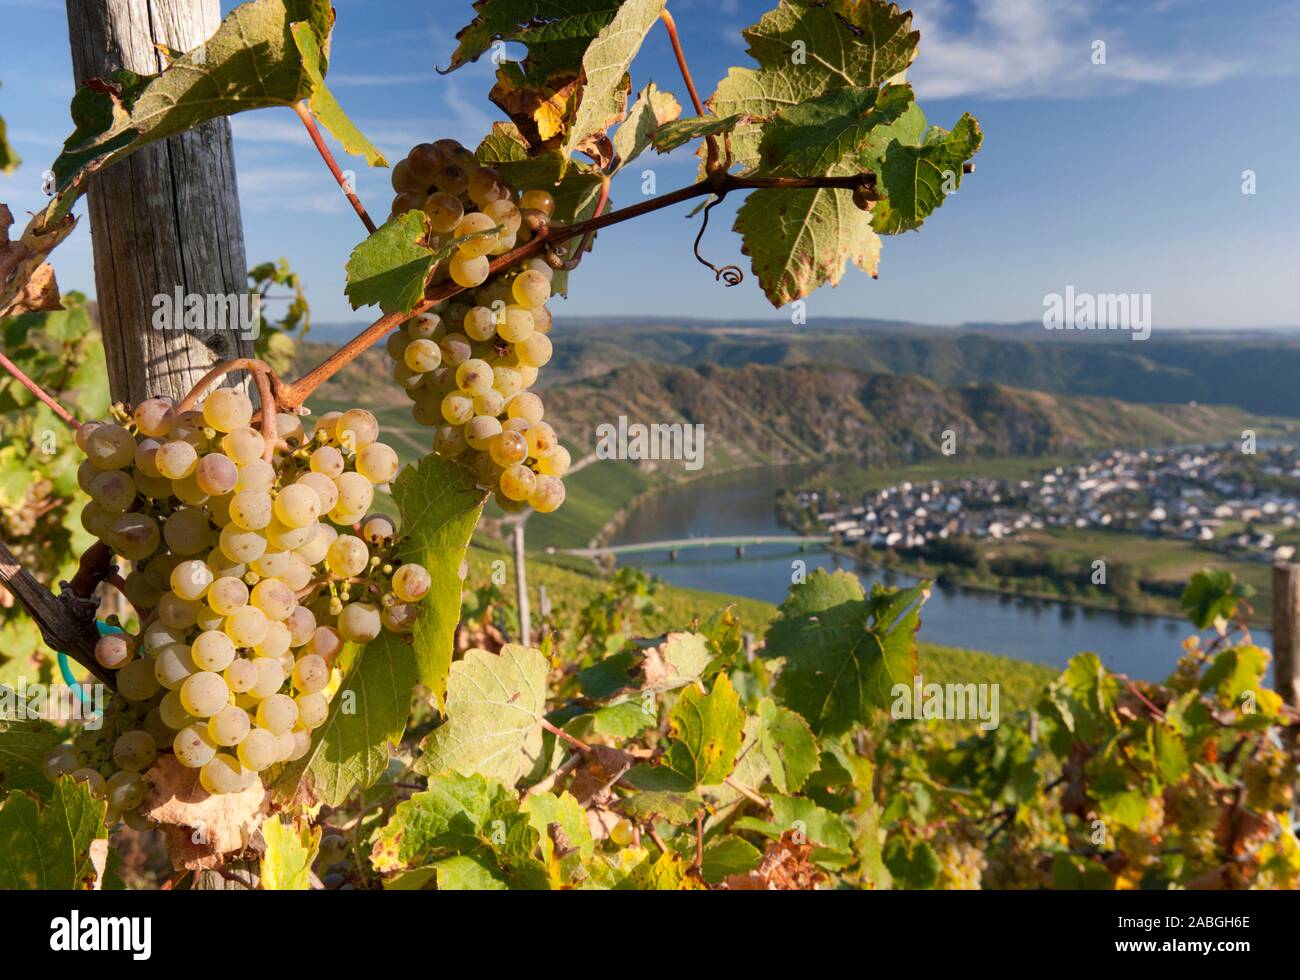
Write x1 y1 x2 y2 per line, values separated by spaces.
659 8 720 173
281 169 875 408
293 102 378 235
0 348 81 428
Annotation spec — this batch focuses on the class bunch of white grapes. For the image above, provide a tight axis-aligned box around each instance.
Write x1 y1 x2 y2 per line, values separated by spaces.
387 138 570 514
46 389 432 821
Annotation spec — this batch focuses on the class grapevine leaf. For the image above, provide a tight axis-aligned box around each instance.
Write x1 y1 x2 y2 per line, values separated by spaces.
447 0 624 74
344 212 434 314
755 84 913 177
734 183 882 307
869 113 982 235
701 836 763 884
392 455 489 706
46 0 373 225
617 849 706 890
415 644 550 787
0 705 62 796
657 672 745 788
372 771 549 888
0 205 71 319
290 23 386 167
520 790 595 867
260 814 320 890
272 633 416 807
763 569 927 736
617 789 703 825
707 0 919 171
756 697 819 793
555 0 666 171
651 113 748 153
884 837 941 888
611 82 681 170
1200 645 1274 710
1181 568 1250 630
433 855 509 890
371 771 515 873
0 778 106 889
344 213 498 316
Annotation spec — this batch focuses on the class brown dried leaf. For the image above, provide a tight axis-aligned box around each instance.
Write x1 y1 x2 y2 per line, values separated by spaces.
569 744 637 808
143 755 270 871
719 829 826 890
0 203 73 317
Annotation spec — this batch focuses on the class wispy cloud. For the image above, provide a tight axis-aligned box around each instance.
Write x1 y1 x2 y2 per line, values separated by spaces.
908 0 1279 100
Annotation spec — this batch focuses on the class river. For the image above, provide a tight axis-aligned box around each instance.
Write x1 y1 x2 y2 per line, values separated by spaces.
609 465 1271 682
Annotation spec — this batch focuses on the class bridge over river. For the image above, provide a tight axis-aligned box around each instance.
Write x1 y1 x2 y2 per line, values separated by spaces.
553 535 833 560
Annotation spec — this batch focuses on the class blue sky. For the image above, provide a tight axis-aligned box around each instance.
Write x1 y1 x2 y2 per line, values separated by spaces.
2 0 1298 329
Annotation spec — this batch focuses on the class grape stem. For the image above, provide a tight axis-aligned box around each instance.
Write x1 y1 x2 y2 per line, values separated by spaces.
0 347 81 428
658 8 721 173
175 357 284 461
280 168 876 408
293 102 379 235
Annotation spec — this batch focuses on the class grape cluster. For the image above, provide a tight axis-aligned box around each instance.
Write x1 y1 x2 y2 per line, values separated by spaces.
1243 747 1295 812
47 389 432 820
386 139 570 514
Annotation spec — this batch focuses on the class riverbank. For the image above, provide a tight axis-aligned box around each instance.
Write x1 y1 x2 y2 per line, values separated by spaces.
466 539 1057 711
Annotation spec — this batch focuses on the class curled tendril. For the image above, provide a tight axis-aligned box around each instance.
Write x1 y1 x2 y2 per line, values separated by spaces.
694 196 743 287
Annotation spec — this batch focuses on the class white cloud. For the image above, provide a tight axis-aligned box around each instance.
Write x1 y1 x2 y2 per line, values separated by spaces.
908 0 1259 100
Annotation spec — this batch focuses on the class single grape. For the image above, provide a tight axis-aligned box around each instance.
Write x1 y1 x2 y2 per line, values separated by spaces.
256 694 299 736
361 515 396 544
193 452 238 496
326 535 369 577
306 626 345 663
392 564 431 603
164 507 213 556
433 424 468 458
465 415 503 451
200 752 247 793
439 332 472 366
474 388 506 418
158 593 201 630
537 445 571 477
338 602 382 644
274 484 322 529
170 559 214 601
85 423 136 470
492 365 525 401
181 671 229 718
404 338 443 374
208 706 251 747
42 745 80 781
286 606 318 648
111 514 161 561
155 440 198 480
463 306 497 341
203 388 254 433
248 658 285 700
500 464 538 502
610 818 635 847
251 578 296 621
112 730 157 773
423 192 465 233
511 269 551 310
529 475 566 514
381 603 418 634
489 431 529 467
441 391 475 426
356 443 400 484
507 392 545 424
224 658 259 695
450 252 490 288
335 472 375 514
107 771 149 812
159 690 194 730
516 332 553 368
407 311 442 341
95 633 134 670
219 523 268 564
235 459 276 493
296 472 339 513
225 604 271 648
483 198 522 235
337 409 379 451
520 189 556 216
296 692 330 730
526 421 558 459
192 630 237 672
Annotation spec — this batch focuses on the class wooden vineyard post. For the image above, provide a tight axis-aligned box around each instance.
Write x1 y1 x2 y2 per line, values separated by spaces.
513 523 531 645
1272 562 1300 706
